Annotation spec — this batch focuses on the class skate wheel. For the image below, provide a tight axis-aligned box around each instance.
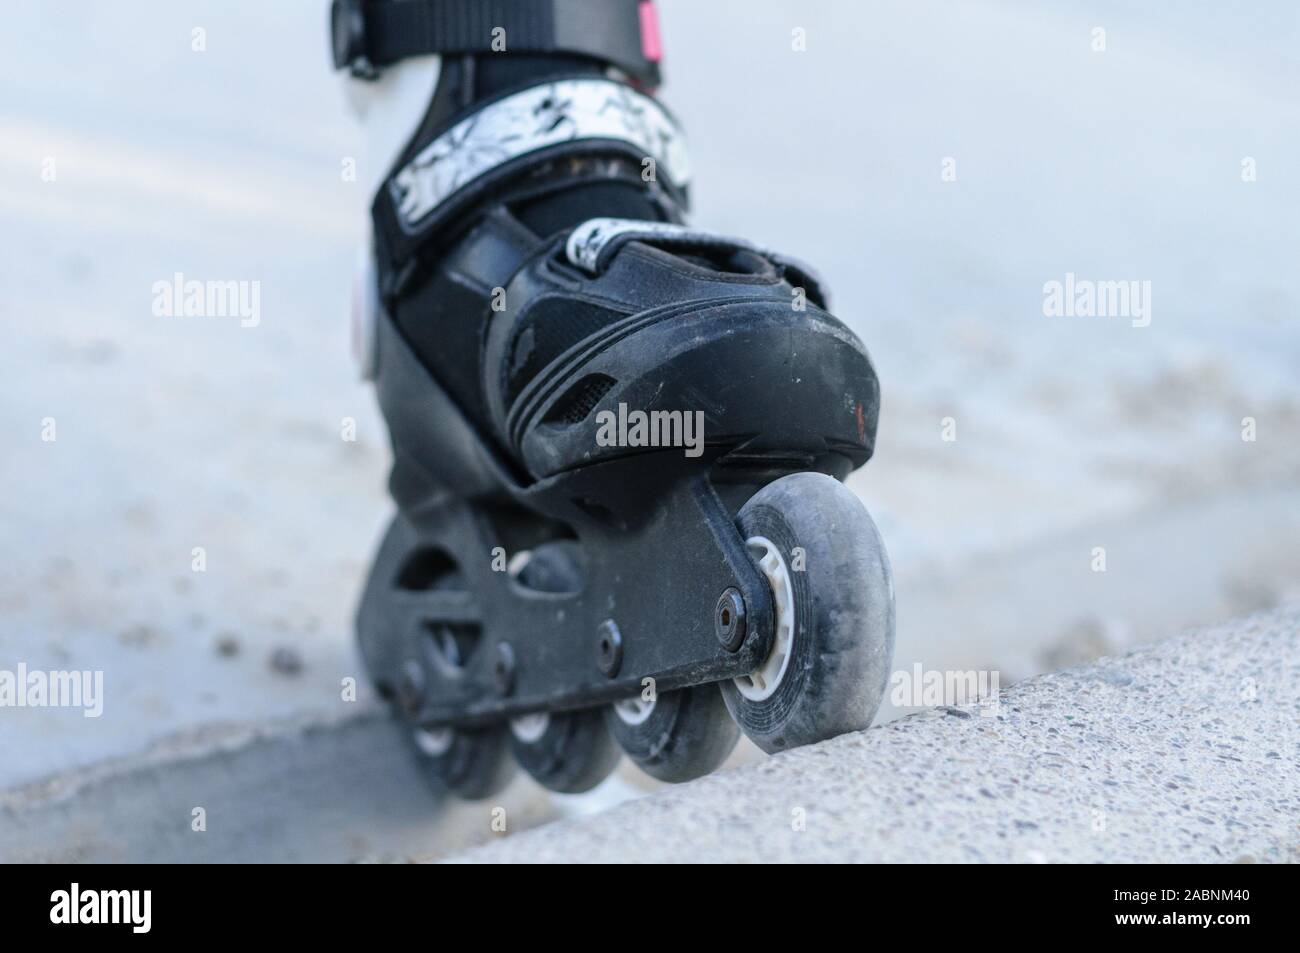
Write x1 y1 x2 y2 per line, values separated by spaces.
509 708 622 794
408 724 517 800
720 471 895 753
605 682 739 783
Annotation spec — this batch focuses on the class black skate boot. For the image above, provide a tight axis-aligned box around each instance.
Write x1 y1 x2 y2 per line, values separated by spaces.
335 0 895 798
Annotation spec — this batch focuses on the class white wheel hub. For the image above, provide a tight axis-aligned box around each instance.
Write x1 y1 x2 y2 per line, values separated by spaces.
510 712 550 743
613 694 656 726
734 536 795 702
413 726 454 756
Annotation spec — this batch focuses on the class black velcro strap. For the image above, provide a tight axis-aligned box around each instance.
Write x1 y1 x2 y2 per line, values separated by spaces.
335 0 661 86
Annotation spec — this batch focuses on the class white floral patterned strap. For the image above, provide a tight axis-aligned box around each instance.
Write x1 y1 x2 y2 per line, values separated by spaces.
389 78 690 232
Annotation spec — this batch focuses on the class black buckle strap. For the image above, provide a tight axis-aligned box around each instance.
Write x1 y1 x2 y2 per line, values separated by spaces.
331 0 662 86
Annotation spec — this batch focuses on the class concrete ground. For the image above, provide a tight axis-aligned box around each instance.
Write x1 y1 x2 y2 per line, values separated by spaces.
1 1 1297 860
451 605 1300 864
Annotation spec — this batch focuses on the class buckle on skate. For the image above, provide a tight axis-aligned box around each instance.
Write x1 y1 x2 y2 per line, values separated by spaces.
566 218 764 274
330 0 663 87
330 0 378 79
565 217 834 308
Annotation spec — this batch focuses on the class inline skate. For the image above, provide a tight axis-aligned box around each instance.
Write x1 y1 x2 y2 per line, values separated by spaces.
335 0 895 797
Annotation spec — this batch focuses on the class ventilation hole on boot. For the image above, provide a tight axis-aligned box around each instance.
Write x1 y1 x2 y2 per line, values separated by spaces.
544 374 617 426
505 300 630 405
423 621 482 671
395 547 461 591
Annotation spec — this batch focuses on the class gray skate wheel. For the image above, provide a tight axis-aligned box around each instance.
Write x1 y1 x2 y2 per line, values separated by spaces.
605 682 739 783
408 723 517 800
720 472 895 754
508 542 621 793
509 708 622 794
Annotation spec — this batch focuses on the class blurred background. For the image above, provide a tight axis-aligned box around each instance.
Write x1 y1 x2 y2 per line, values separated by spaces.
2 1 1297 860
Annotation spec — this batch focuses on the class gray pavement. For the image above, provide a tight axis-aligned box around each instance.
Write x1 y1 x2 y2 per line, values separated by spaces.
0 705 564 863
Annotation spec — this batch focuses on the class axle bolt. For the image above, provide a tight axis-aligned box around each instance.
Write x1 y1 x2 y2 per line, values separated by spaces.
715 588 747 652
596 619 623 678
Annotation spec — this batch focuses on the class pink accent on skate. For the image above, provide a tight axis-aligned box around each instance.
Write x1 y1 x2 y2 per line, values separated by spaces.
639 1 663 62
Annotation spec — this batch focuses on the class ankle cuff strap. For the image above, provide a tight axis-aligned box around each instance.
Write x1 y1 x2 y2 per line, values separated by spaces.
332 0 663 86
373 77 689 296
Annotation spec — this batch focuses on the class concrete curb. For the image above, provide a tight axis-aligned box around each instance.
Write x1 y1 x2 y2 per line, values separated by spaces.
448 605 1300 863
